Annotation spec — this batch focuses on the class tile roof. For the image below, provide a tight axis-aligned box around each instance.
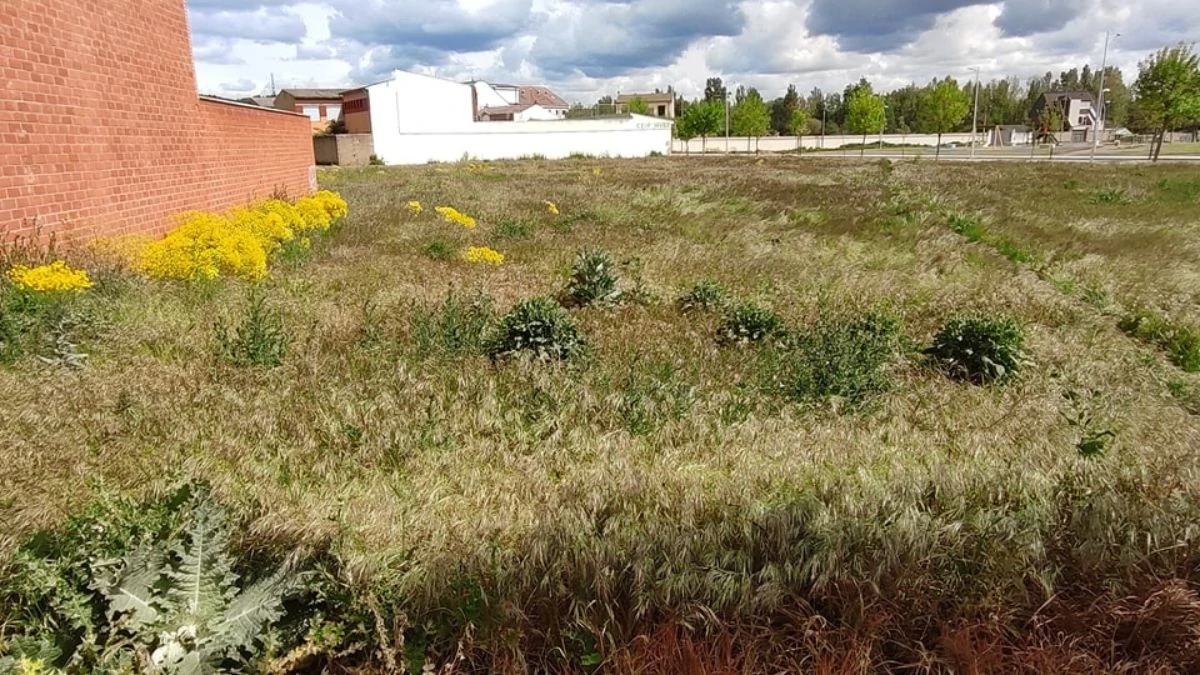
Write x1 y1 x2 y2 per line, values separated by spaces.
479 104 534 117
518 86 568 109
279 88 347 100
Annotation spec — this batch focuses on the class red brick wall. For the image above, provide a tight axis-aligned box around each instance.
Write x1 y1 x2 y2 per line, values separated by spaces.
0 0 315 242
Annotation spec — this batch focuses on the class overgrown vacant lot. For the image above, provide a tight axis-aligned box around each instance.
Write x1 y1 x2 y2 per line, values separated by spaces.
3 157 1200 672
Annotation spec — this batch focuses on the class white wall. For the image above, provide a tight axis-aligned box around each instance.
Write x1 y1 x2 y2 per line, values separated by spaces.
373 114 674 165
367 70 475 135
672 132 981 153
473 82 509 110
514 105 561 122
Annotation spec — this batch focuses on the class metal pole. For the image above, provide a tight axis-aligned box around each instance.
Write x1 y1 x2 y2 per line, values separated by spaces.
1090 31 1111 164
725 94 730 153
821 97 826 149
970 67 980 160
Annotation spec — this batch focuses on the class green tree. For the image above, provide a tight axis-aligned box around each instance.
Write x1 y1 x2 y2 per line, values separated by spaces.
704 77 728 103
731 90 770 152
771 84 801 135
844 87 885 157
627 96 650 115
917 78 971 158
681 99 724 151
1133 43 1200 161
788 107 809 151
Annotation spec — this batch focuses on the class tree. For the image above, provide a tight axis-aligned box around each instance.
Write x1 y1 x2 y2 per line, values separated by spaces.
917 78 971 158
731 90 770 152
1133 44 1200 161
681 99 723 151
628 96 650 115
788 107 814 152
704 78 728 103
844 87 885 157
771 84 801 135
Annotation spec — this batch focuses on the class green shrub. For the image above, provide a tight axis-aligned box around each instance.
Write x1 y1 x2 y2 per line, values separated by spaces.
565 249 620 307
717 301 785 345
215 289 291 369
0 484 306 674
764 309 901 409
0 284 95 367
677 279 728 313
1090 187 1129 204
485 297 585 361
1120 307 1200 372
947 213 985 241
409 291 495 358
926 315 1027 384
494 219 533 240
422 240 455 262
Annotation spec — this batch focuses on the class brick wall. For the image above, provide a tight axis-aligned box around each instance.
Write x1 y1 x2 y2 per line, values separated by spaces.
0 0 315 242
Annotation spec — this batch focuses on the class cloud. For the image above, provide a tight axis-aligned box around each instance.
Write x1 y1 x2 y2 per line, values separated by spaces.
993 0 1088 37
192 36 246 65
328 0 532 53
806 0 987 51
188 7 308 43
218 78 259 93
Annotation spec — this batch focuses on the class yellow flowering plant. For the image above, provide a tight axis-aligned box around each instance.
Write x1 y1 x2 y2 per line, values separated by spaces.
407 200 423 215
6 260 93 292
462 246 504 265
138 212 268 281
435 206 477 229
544 201 560 215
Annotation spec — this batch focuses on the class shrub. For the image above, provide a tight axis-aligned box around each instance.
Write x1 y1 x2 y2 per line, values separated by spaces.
6 261 93 292
946 213 985 241
717 301 785 345
139 212 269 282
215 289 291 368
462 246 505 266
485 296 584 361
369 154 385 166
494 219 532 240
409 291 495 358
565 249 620 307
1090 187 1129 204
676 279 728 313
423 241 455 262
435 206 477 229
926 315 1027 383
1120 307 1200 372
765 309 901 408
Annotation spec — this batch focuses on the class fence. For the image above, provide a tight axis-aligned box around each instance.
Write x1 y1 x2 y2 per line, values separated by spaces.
0 0 315 242
673 132 981 154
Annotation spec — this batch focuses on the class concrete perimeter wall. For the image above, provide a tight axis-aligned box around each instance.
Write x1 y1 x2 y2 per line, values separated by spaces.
674 132 980 153
373 117 674 165
314 134 376 166
0 0 315 242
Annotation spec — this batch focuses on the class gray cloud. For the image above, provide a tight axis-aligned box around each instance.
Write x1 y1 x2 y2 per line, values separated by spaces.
188 7 307 43
993 0 1088 37
806 0 986 51
328 0 532 53
219 78 259 93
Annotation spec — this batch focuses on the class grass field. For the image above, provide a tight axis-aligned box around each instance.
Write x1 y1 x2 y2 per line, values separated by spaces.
3 157 1200 673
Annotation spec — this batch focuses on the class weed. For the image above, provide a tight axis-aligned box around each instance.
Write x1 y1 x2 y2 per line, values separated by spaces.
215 288 291 368
408 291 495 358
1061 386 1116 458
717 301 785 345
1090 187 1129 204
565 249 620 307
926 315 1027 384
947 213 985 241
494 219 533 240
485 296 585 361
677 279 728 314
1120 307 1200 372
422 240 456 262
368 154 385 166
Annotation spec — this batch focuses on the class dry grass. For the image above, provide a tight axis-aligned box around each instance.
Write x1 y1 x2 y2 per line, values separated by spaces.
3 156 1200 672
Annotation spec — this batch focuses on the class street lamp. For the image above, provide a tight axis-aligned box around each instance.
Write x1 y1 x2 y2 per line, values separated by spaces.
969 66 981 160
1090 31 1120 164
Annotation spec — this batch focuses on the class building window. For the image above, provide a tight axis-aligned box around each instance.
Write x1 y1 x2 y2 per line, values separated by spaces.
657 105 666 116
325 104 342 120
302 105 321 122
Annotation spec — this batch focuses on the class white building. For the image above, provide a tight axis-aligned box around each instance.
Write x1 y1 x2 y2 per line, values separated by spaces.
345 70 673 165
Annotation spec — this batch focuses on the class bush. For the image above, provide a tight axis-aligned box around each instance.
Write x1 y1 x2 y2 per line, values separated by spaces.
215 289 291 368
494 219 533 240
926 315 1027 383
485 297 584 361
409 291 495 358
565 249 620 307
717 301 785 345
1120 307 1200 372
677 279 727 313
423 241 456 262
765 309 901 408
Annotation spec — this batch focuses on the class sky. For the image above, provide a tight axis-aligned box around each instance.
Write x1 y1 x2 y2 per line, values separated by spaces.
187 0 1197 104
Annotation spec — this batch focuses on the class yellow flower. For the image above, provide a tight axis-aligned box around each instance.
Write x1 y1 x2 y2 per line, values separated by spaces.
300 237 312 250
544 201 560 215
593 167 602 176
229 207 293 253
435 206 477 229
6 260 93 292
407 200 423 215
293 190 349 232
462 246 504 265
138 212 268 281
17 656 46 675
87 234 153 269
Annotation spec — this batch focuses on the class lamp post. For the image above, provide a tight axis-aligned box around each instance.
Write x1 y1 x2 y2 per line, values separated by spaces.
1090 31 1119 164
821 94 828 149
725 92 731 153
969 66 981 159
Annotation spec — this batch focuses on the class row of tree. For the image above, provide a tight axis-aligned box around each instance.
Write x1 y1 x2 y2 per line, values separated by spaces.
608 43 1200 160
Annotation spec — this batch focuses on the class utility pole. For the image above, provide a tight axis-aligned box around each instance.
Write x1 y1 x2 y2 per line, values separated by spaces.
1090 31 1118 164
970 67 981 159
725 93 731 153
821 95 827 149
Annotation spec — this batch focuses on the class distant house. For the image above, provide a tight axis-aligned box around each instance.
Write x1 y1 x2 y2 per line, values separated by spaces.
275 89 347 132
989 124 1033 146
616 92 675 119
471 82 569 121
239 95 277 108
1031 91 1096 142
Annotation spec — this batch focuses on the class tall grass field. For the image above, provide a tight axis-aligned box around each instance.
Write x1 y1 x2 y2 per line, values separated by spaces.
2 157 1199 673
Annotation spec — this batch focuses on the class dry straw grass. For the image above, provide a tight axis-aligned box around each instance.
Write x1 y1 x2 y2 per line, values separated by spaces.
3 156 1200 671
